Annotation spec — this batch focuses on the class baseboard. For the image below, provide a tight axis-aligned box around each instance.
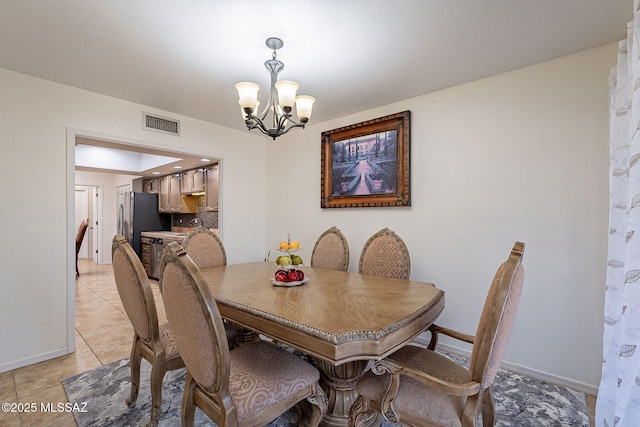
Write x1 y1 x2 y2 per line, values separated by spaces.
412 336 598 396
0 347 69 374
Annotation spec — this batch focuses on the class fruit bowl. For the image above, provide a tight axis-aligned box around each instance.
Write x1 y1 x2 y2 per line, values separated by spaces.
277 247 301 253
275 253 304 268
272 277 309 287
273 263 303 270
278 236 301 253
274 267 305 285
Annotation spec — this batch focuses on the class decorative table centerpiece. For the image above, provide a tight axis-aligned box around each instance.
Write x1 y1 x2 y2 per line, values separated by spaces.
272 234 308 287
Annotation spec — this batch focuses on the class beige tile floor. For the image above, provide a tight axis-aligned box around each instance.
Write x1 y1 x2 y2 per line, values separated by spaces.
1 258 596 426
0 259 166 427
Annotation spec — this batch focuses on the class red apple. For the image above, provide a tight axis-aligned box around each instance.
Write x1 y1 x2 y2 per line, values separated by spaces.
288 270 299 282
296 270 305 281
275 270 288 283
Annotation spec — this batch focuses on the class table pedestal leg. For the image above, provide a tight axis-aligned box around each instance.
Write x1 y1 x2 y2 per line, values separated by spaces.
315 359 369 427
232 324 259 347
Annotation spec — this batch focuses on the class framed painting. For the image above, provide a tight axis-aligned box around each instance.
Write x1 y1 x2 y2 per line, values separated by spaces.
321 110 410 208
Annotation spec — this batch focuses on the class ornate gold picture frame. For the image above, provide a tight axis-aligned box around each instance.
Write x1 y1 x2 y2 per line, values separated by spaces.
321 111 411 208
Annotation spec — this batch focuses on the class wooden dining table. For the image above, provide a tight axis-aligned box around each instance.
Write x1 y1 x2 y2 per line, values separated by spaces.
198 262 445 427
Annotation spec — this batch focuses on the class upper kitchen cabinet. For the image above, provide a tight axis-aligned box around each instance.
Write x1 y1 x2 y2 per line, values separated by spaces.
169 174 184 213
159 176 170 213
181 169 205 194
146 164 217 214
143 178 160 194
158 174 196 213
205 164 219 212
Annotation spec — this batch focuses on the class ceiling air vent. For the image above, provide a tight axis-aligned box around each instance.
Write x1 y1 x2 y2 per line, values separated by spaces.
142 112 180 136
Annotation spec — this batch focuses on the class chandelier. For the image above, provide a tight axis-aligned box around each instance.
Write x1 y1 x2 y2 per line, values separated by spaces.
235 37 315 140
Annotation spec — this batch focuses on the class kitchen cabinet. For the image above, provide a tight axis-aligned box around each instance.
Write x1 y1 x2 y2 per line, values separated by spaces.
159 174 194 213
159 175 191 213
205 164 219 212
141 236 152 276
169 174 182 213
159 176 171 213
181 169 205 194
155 166 211 213
141 232 187 280
143 178 160 194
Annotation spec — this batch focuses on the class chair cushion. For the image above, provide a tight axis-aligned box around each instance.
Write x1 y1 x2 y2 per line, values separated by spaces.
229 341 320 422
357 347 469 427
158 322 181 361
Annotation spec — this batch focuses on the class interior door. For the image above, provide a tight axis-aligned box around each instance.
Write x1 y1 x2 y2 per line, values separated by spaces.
91 186 100 264
74 188 89 259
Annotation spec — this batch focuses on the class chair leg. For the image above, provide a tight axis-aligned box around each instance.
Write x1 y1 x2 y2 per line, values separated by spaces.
482 387 495 427
461 395 481 427
181 372 197 427
127 336 141 408
146 353 167 427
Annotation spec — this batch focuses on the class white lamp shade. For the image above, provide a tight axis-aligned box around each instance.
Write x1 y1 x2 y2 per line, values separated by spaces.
295 95 315 120
275 80 299 108
236 82 260 109
239 100 259 119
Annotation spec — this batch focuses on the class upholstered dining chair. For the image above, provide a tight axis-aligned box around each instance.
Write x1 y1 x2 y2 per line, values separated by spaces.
180 226 240 349
160 242 328 427
182 226 227 269
75 218 88 277
358 228 411 279
111 235 184 427
349 241 526 427
310 226 350 271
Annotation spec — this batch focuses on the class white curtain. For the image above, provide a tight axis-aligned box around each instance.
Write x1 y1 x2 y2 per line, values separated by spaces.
598 4 640 425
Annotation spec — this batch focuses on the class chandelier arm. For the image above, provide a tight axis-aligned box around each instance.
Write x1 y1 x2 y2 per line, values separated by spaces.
277 121 306 137
245 116 270 136
245 114 306 139
276 113 291 132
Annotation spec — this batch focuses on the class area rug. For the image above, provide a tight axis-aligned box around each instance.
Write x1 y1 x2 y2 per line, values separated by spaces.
62 353 589 426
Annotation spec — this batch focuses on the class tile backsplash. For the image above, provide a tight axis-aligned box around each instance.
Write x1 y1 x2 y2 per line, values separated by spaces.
172 211 218 229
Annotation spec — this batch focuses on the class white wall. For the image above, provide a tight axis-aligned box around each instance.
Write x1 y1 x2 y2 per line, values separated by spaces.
0 67 267 372
265 43 615 392
75 170 139 265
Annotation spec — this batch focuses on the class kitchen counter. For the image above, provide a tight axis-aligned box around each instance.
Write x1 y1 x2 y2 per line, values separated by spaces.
141 229 219 243
141 231 189 242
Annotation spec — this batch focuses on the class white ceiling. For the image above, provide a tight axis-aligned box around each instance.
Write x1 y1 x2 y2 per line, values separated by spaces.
74 137 217 177
0 0 632 139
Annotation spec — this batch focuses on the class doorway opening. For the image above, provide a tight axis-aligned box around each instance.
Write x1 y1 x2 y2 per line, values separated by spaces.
67 128 223 355
75 185 101 265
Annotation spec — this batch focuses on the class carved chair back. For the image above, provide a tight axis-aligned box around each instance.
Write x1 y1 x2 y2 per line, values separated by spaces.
161 242 327 426
470 242 526 389
161 242 230 394
310 226 350 271
112 234 159 343
358 228 410 279
182 226 227 269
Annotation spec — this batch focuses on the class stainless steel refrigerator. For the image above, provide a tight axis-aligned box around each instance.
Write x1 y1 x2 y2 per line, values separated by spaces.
117 192 171 257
